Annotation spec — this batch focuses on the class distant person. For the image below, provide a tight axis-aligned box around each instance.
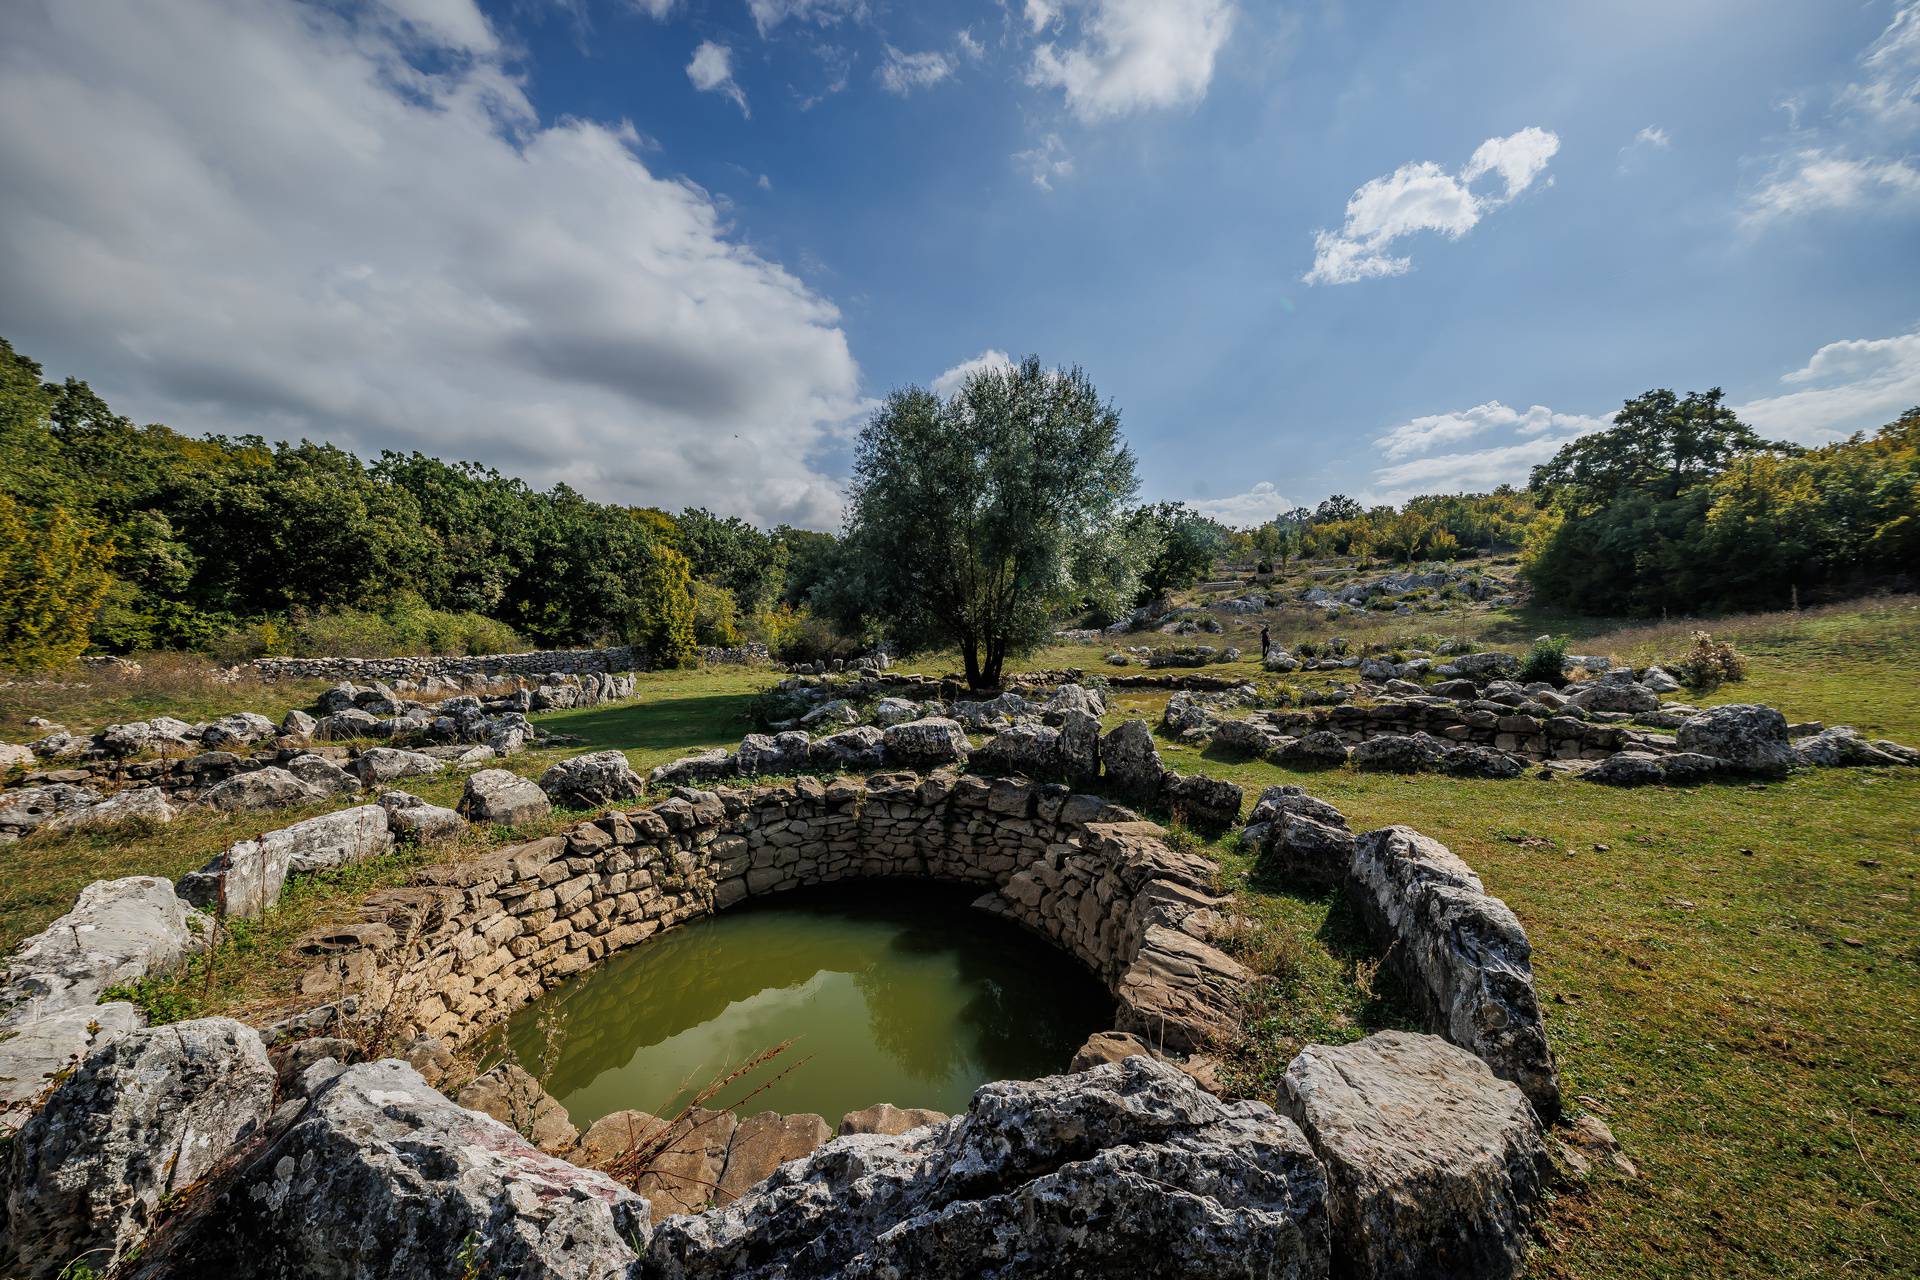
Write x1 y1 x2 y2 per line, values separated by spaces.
1260 625 1271 659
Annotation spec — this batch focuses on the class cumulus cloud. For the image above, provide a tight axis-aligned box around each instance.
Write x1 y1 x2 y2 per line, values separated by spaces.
1013 133 1075 190
0 0 865 528
1190 481 1292 526
1304 127 1559 285
877 45 953 95
932 349 1014 398
1373 401 1611 461
1027 0 1236 123
1736 329 1920 444
1369 435 1582 501
1745 4 1920 225
687 40 750 117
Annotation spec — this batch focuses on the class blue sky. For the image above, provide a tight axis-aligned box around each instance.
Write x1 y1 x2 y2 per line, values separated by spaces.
2 0 1916 527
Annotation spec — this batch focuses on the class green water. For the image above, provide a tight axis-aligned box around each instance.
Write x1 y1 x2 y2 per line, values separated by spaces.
501 882 1113 1127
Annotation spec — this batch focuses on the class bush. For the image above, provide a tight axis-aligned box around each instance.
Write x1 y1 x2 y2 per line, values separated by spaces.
1519 634 1570 684
1674 631 1748 691
0 497 114 671
692 580 742 647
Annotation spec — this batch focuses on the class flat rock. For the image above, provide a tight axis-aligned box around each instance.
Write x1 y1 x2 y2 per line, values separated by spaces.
46 787 175 833
715 1111 831 1205
1281 1031 1549 1280
459 768 554 826
2 876 207 1015
836 1102 948 1137
540 750 645 808
196 766 321 812
880 717 970 769
1676 703 1796 777
350 747 443 786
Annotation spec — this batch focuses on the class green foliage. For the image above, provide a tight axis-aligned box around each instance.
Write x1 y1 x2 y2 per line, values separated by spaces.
1526 393 1917 614
0 495 115 670
675 508 788 619
1519 634 1570 684
632 545 698 667
1130 501 1226 603
691 579 743 647
832 355 1139 689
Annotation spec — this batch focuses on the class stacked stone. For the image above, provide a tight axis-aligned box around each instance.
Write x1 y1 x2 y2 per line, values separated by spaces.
249 645 643 682
334 771 1243 1070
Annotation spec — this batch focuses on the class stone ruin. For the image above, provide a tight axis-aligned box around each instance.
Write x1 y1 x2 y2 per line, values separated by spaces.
0 765 1574 1279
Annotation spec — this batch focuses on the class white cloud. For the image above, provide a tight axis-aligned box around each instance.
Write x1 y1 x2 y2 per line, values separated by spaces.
1190 481 1292 526
378 0 499 53
758 173 772 190
956 27 986 61
627 0 678 18
1026 0 1235 123
687 40 750 117
1742 149 1920 225
0 0 864 528
1013 133 1075 190
932 349 1014 398
1746 5 1920 227
1841 1 1920 128
1304 127 1559 285
877 46 953 95
1373 401 1611 461
1025 0 1061 34
1737 330 1920 444
1618 124 1671 172
1370 435 1586 501
747 0 866 37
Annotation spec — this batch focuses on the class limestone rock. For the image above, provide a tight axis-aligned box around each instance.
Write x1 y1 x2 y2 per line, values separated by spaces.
650 749 734 788
1099 718 1167 804
870 697 921 727
1676 703 1796 777
1279 730 1351 768
1639 666 1681 694
202 712 277 750
1054 708 1103 788
197 766 322 812
280 708 319 741
1253 810 1355 892
836 1102 948 1137
1794 725 1910 768
350 746 443 786
459 768 554 826
646 1057 1331 1280
179 807 392 918
2 876 207 1015
1068 1029 1155 1071
379 790 466 841
0 741 34 770
285 752 362 796
47 787 175 833
457 1062 579 1155
540 750 645 808
1164 771 1243 831
1281 1031 1548 1280
1582 751 1668 786
1347 827 1560 1119
1441 744 1528 779
880 717 970 769
2 1018 276 1279
715 1111 831 1204
971 722 1062 779
1115 925 1250 1054
1566 679 1660 714
1450 652 1520 681
0 1004 144 1132
1041 683 1106 723
733 733 812 778
163 1059 648 1279
807 727 886 771
1352 732 1450 773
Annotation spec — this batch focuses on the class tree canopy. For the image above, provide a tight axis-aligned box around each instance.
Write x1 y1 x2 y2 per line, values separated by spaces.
833 355 1139 689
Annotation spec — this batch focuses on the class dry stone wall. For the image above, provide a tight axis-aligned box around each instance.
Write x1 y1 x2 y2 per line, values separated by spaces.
339 771 1247 1064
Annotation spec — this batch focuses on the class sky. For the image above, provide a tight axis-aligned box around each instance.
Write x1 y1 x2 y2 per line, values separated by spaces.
1 0 1916 529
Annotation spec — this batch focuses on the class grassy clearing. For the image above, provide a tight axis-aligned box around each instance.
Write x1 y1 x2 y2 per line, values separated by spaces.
0 651 335 740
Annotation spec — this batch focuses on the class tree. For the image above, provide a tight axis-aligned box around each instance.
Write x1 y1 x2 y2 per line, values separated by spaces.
1131 502 1225 603
1314 494 1362 524
836 355 1138 689
1529 388 1779 503
0 495 114 670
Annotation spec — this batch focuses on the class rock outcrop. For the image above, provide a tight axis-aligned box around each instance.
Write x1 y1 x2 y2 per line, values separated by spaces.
540 751 645 809
459 768 554 826
645 1057 1332 1280
1676 704 1797 777
1281 1031 1548 1280
2 1018 275 1279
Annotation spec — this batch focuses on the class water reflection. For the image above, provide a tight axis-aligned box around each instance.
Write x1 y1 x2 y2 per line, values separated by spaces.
501 881 1113 1126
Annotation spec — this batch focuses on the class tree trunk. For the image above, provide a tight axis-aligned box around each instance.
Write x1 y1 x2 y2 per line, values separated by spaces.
961 633 983 690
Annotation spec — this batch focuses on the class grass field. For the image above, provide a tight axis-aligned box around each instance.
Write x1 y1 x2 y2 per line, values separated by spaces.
3 595 1916 1278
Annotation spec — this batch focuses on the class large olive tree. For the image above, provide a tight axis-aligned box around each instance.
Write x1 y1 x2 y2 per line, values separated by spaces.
837 356 1139 690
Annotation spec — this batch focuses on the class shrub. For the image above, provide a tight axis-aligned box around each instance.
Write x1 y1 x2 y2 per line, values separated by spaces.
0 497 114 671
1674 631 1748 691
1519 634 1570 684
691 580 742 647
